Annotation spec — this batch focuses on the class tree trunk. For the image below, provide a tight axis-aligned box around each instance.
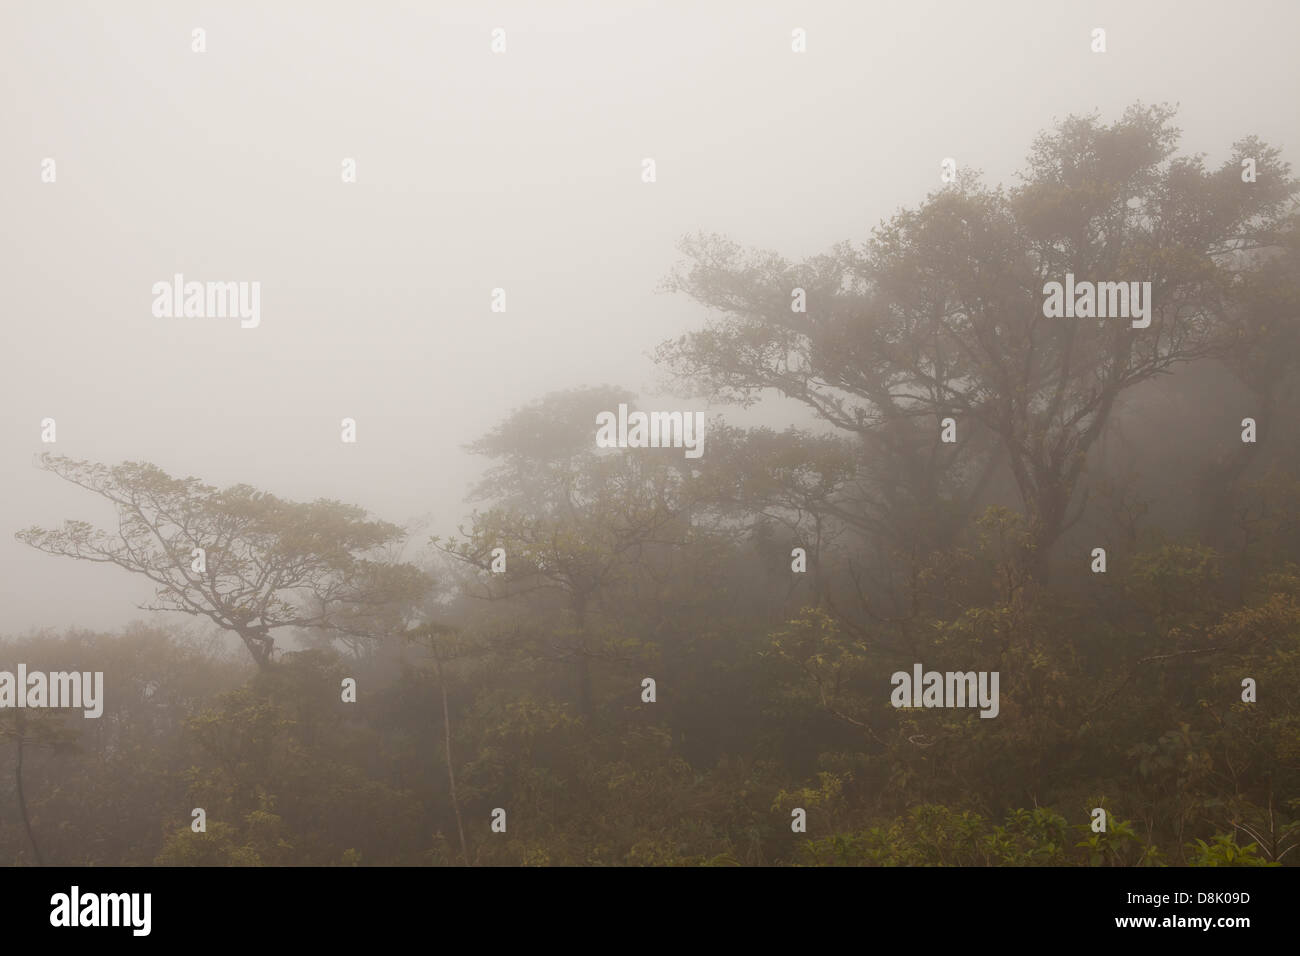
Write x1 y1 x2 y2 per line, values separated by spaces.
436 655 469 866
1017 472 1075 587
573 595 594 720
1200 393 1273 550
14 710 43 866
576 648 593 719
237 627 275 671
1025 513 1061 586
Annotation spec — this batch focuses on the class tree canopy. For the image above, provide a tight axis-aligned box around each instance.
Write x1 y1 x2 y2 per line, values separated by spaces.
17 454 429 667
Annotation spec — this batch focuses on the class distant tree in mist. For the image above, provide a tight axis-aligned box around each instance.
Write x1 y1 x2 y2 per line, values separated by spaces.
16 454 430 668
1200 211 1300 546
656 103 1299 581
435 386 708 720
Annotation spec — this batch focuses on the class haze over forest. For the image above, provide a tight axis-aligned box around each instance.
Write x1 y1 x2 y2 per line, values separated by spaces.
3 1 1297 638
2 2 1299 869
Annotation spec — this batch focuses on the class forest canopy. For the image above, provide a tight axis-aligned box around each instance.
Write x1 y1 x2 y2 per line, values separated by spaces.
5 104 1299 867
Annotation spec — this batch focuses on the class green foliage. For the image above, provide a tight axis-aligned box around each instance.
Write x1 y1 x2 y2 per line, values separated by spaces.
1186 834 1278 867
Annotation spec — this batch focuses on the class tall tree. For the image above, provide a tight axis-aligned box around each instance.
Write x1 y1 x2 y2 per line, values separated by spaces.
435 386 705 720
656 104 1298 580
17 455 430 668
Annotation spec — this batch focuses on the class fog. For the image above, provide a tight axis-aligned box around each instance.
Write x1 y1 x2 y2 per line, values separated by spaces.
2 0 1297 637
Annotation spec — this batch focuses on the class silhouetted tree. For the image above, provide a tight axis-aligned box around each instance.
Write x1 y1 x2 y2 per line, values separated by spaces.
17 454 430 668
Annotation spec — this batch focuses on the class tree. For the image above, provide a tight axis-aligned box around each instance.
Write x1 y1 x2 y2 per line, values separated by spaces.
404 621 474 865
16 454 430 668
1199 209 1300 548
0 707 77 865
656 104 1298 581
697 424 857 607
435 386 705 720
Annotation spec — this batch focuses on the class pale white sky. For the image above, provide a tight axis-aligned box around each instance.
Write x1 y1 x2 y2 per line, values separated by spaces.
2 0 1297 633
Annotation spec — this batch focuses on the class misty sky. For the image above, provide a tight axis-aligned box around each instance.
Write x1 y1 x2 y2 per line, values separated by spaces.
2 0 1298 635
